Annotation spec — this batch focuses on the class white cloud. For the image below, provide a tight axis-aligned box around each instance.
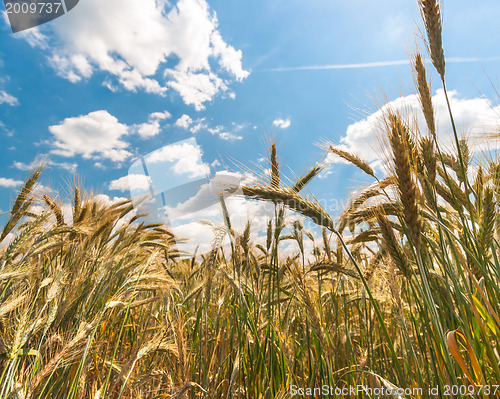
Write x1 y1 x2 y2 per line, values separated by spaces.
136 122 161 138
211 30 248 81
32 184 54 196
13 159 77 173
148 141 210 178
218 132 242 141
0 177 22 188
55 161 78 173
49 110 131 162
163 180 215 220
0 176 51 195
48 54 92 83
0 121 13 137
176 114 244 140
1 12 49 48
109 174 152 192
273 118 291 129
134 111 170 139
0 90 18 106
175 114 193 129
175 114 207 133
48 109 175 162
166 69 225 110
149 111 171 121
95 194 128 207
189 119 208 134
30 0 248 109
327 89 500 172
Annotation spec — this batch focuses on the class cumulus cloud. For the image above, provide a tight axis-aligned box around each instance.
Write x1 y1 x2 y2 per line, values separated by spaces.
147 140 210 178
0 176 51 194
175 114 193 129
273 118 291 129
136 123 161 138
49 110 131 162
149 111 171 121
109 174 152 192
326 89 500 172
0 177 22 188
175 115 208 134
0 90 18 106
31 0 249 109
134 110 171 138
47 109 177 163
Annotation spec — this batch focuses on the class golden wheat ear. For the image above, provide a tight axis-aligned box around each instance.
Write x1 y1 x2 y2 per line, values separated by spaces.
1 166 43 242
418 0 445 80
376 212 412 278
321 143 375 178
43 194 64 226
242 185 336 232
270 141 280 189
413 53 436 138
290 163 325 194
388 114 422 252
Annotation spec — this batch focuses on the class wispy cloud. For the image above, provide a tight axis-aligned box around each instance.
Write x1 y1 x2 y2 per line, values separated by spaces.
273 118 291 129
0 177 22 188
266 57 500 72
175 114 244 140
0 90 19 106
12 159 78 173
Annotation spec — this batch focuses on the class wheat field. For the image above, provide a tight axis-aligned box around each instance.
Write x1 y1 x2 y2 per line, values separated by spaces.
1 1 500 398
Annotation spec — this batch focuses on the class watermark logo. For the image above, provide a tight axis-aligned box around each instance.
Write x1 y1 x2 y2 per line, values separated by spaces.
128 138 251 254
3 0 79 33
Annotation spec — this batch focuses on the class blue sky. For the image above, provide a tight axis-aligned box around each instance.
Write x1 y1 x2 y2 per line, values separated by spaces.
1 0 500 240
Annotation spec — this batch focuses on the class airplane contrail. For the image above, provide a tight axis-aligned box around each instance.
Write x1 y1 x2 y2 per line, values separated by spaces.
265 57 500 72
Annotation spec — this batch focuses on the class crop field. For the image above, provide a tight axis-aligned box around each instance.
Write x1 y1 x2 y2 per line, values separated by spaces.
1 1 499 398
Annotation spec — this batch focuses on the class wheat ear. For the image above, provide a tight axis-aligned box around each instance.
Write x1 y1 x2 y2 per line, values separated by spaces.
414 53 436 138
270 142 280 189
242 185 336 232
389 114 422 252
418 0 445 80
324 145 375 178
